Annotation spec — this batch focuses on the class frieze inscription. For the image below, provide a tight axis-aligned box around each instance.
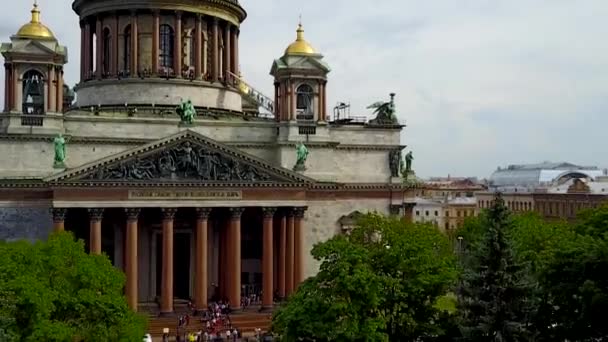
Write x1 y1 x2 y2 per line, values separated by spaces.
129 190 242 200
82 141 273 182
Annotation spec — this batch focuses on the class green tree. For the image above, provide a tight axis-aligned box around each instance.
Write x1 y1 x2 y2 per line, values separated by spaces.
457 194 535 341
0 232 147 342
272 213 458 341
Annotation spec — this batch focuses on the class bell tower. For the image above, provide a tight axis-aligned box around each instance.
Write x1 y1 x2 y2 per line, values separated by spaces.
1 2 68 132
270 23 330 125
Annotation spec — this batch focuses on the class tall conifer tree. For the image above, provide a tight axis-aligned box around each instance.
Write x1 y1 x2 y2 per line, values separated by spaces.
457 193 534 341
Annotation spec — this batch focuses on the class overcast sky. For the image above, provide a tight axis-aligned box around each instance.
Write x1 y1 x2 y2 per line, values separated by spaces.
1 0 607 178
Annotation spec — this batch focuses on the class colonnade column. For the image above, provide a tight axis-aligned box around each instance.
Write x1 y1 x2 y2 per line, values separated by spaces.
88 209 104 255
230 27 238 74
80 22 85 81
262 207 276 310
51 208 67 233
285 210 295 295
194 15 203 79
130 11 138 75
13 66 21 112
95 17 102 79
278 214 287 298
56 67 63 113
274 82 279 118
174 12 183 78
321 81 327 121
152 10 160 76
223 23 231 79
125 208 141 311
228 207 244 309
112 13 119 77
211 18 219 82
160 208 177 315
195 208 212 310
3 64 8 112
84 21 90 80
48 66 56 112
293 207 307 286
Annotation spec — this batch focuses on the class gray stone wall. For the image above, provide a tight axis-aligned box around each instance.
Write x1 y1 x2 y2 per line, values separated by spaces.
0 207 52 242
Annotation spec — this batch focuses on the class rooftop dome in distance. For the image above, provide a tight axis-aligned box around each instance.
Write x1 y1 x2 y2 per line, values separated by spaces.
284 23 316 55
16 2 56 40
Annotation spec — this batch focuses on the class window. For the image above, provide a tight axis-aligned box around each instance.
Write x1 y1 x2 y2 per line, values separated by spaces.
296 84 314 117
159 24 175 69
102 28 111 75
416 211 420 216
22 70 45 115
188 32 195 69
425 210 429 217
445 211 450 217
434 211 439 216
123 25 131 72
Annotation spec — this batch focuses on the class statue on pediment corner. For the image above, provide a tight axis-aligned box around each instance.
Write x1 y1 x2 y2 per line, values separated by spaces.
53 133 66 169
368 93 399 125
294 142 309 172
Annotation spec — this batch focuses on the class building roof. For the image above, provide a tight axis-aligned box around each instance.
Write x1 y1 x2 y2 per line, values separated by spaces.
489 161 604 189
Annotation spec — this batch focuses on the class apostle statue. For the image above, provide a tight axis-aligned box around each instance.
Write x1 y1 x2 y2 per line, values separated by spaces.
368 93 399 125
294 142 309 171
176 99 196 125
53 133 66 168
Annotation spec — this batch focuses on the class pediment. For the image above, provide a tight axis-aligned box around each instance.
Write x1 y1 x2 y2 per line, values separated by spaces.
9 40 57 56
46 130 314 186
271 55 331 75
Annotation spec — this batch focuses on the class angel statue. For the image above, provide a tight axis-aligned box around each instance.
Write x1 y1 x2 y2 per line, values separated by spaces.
176 99 196 125
293 142 309 171
368 93 398 125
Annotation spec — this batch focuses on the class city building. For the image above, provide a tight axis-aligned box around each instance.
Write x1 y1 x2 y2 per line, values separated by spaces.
411 177 485 231
0 0 413 317
477 162 608 219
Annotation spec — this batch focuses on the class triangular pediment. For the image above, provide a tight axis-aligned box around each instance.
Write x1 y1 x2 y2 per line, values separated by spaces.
270 55 331 75
46 130 315 186
9 39 57 56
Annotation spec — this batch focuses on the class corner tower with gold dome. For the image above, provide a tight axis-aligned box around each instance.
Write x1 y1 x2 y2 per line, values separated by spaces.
72 0 246 111
1 2 68 131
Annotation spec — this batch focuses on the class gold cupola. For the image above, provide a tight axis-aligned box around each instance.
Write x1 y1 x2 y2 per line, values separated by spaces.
284 23 316 55
15 2 56 40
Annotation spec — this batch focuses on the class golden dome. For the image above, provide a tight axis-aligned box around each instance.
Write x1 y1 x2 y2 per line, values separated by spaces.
16 3 56 40
284 23 316 55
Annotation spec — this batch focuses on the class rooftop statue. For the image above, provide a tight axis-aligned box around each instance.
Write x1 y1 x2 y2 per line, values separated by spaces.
404 151 414 173
293 142 309 171
176 99 196 125
53 133 66 168
368 93 399 125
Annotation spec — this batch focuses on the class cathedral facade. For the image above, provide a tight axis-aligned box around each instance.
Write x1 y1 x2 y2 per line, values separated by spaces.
0 0 411 314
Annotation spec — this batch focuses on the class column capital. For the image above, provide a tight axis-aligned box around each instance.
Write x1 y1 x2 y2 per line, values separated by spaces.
212 17 220 24
125 208 141 220
196 207 213 219
130 9 138 17
51 208 67 221
262 207 277 218
175 10 183 18
88 208 104 221
161 208 178 220
229 207 245 219
292 207 308 219
152 9 160 16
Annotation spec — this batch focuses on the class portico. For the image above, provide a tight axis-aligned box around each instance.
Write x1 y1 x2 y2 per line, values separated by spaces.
43 130 315 314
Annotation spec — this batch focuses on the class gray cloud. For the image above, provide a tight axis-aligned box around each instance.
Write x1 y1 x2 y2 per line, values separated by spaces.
1 0 607 177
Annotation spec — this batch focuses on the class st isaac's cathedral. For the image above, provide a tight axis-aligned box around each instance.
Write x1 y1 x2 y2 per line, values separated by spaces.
0 0 411 314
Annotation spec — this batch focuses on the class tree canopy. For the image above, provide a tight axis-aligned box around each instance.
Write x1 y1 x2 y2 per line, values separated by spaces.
271 213 459 341
0 232 147 342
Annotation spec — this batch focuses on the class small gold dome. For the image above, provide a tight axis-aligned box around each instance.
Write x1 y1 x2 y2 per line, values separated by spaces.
16 3 56 40
284 23 316 55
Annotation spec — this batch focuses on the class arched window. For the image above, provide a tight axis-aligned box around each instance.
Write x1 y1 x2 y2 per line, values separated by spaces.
102 28 111 76
296 84 314 117
123 25 131 73
159 24 174 69
22 70 45 115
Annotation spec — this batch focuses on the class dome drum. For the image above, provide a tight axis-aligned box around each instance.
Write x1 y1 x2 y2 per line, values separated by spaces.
75 78 243 112
72 0 246 25
76 4 243 111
